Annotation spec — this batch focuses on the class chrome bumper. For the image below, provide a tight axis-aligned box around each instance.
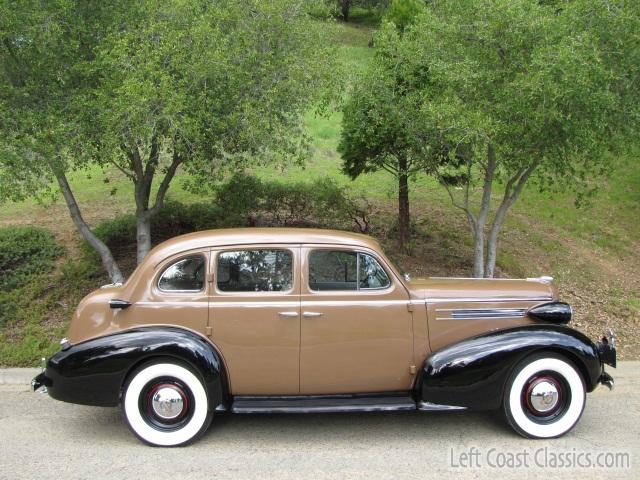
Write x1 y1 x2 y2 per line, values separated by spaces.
596 329 617 368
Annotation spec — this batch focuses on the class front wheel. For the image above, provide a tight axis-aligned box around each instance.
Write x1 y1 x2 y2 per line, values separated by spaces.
122 361 213 446
503 352 586 439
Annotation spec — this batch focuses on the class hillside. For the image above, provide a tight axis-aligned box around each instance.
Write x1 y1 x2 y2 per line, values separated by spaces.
1 20 638 365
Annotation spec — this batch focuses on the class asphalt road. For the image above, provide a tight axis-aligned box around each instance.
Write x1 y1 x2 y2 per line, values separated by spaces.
1 363 638 480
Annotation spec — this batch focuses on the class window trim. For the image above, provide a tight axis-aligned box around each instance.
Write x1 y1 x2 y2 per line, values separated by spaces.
307 249 392 293
214 248 296 295
157 254 207 294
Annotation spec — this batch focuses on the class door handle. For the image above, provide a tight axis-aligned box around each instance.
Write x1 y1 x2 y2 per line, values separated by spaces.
278 311 299 318
303 311 323 318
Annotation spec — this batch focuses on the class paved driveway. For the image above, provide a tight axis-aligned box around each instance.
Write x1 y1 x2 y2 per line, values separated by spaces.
0 363 637 480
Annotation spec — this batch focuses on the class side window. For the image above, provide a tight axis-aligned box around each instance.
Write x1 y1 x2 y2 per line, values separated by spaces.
358 253 391 289
309 250 390 291
217 250 293 292
309 250 357 291
158 256 205 292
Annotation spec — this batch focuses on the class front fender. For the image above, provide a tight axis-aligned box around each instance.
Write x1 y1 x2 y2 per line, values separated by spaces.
416 325 602 410
43 327 229 409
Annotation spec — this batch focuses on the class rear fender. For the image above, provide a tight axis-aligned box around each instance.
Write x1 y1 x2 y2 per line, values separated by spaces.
44 327 229 408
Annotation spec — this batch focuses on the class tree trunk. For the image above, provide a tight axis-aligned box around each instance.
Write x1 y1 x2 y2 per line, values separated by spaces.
484 162 538 277
136 214 152 265
398 156 410 253
472 225 485 278
341 0 351 22
52 166 124 284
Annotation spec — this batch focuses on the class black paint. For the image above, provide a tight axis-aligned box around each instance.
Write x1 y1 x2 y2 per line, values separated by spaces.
527 302 572 324
40 327 228 409
416 324 605 411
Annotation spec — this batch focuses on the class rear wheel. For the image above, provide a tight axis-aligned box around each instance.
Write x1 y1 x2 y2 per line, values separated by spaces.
122 361 213 446
503 352 585 438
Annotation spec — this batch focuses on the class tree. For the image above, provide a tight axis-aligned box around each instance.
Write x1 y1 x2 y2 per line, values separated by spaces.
395 0 640 277
0 0 126 282
338 24 433 252
1 0 336 280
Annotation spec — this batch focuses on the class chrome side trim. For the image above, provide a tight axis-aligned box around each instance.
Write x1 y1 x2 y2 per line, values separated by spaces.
435 307 527 321
451 308 526 319
417 401 467 412
427 296 552 303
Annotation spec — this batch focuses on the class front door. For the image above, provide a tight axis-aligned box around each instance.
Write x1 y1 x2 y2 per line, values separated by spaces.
209 245 301 395
299 246 414 394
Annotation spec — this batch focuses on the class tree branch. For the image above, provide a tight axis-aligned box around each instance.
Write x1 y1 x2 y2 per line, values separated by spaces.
147 146 182 218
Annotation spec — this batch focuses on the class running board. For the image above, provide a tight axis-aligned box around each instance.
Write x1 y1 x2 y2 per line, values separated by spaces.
417 401 467 411
231 393 417 414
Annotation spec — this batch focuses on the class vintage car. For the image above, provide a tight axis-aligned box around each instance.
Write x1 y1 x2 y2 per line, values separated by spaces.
32 228 616 446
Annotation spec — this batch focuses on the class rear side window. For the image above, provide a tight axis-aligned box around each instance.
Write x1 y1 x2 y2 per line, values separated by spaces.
217 250 293 292
158 256 205 292
309 250 390 291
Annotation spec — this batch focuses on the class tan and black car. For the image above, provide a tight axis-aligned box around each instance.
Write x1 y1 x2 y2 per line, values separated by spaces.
32 228 616 446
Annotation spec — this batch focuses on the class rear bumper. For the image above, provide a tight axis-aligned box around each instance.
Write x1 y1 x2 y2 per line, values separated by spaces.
31 372 48 392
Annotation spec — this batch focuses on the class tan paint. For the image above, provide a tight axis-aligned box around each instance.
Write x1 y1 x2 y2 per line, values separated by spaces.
208 245 301 395
299 245 414 394
66 228 558 396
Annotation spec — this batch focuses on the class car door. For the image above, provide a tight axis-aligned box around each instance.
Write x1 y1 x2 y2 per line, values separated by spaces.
209 245 301 395
299 246 414 394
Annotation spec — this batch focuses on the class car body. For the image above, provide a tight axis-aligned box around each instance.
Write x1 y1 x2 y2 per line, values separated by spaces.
32 228 616 446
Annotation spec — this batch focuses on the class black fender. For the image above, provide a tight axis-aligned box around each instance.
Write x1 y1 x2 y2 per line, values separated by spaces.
43 327 229 409
416 325 603 410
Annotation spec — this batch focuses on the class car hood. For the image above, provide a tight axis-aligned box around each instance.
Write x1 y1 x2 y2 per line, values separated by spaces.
406 277 558 302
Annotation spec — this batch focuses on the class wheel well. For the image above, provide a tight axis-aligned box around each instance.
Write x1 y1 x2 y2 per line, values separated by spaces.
501 348 592 401
119 354 227 405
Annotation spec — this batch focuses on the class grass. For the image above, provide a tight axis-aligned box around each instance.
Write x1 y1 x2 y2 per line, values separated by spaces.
1 19 639 363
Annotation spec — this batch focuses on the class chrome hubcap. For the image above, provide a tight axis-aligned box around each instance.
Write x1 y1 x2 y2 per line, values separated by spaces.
529 380 559 413
151 386 185 420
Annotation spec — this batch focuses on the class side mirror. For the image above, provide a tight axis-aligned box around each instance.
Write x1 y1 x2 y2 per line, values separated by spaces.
109 299 131 309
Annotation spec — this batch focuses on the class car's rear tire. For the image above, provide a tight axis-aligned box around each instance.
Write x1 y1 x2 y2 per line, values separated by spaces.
503 352 586 439
122 361 213 446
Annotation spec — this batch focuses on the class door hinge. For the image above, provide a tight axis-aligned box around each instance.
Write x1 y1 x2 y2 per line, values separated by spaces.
205 326 212 337
410 365 417 376
407 302 414 313
206 272 215 283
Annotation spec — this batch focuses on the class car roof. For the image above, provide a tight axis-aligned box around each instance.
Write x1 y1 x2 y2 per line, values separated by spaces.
147 228 382 264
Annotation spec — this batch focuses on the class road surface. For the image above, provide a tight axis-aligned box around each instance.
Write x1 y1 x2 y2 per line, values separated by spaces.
0 363 637 480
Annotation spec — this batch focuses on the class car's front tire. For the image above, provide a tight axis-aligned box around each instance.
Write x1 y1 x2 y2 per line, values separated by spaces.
122 361 213 446
503 352 586 438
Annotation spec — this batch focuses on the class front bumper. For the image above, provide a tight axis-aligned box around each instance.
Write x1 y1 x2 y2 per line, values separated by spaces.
596 329 616 390
596 329 617 368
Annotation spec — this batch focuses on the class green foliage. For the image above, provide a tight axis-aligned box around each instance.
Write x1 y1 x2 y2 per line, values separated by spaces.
400 0 640 191
383 0 424 32
213 173 372 232
0 256 103 366
83 174 371 262
0 226 63 291
0 226 97 366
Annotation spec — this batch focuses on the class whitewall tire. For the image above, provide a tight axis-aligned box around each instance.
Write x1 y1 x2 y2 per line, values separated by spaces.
503 353 586 439
122 361 213 446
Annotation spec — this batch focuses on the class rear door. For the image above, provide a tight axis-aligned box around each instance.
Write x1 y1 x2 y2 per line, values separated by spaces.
209 245 301 395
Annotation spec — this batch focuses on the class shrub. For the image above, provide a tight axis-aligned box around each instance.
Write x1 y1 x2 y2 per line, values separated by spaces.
0 226 63 291
83 174 372 277
213 173 372 232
